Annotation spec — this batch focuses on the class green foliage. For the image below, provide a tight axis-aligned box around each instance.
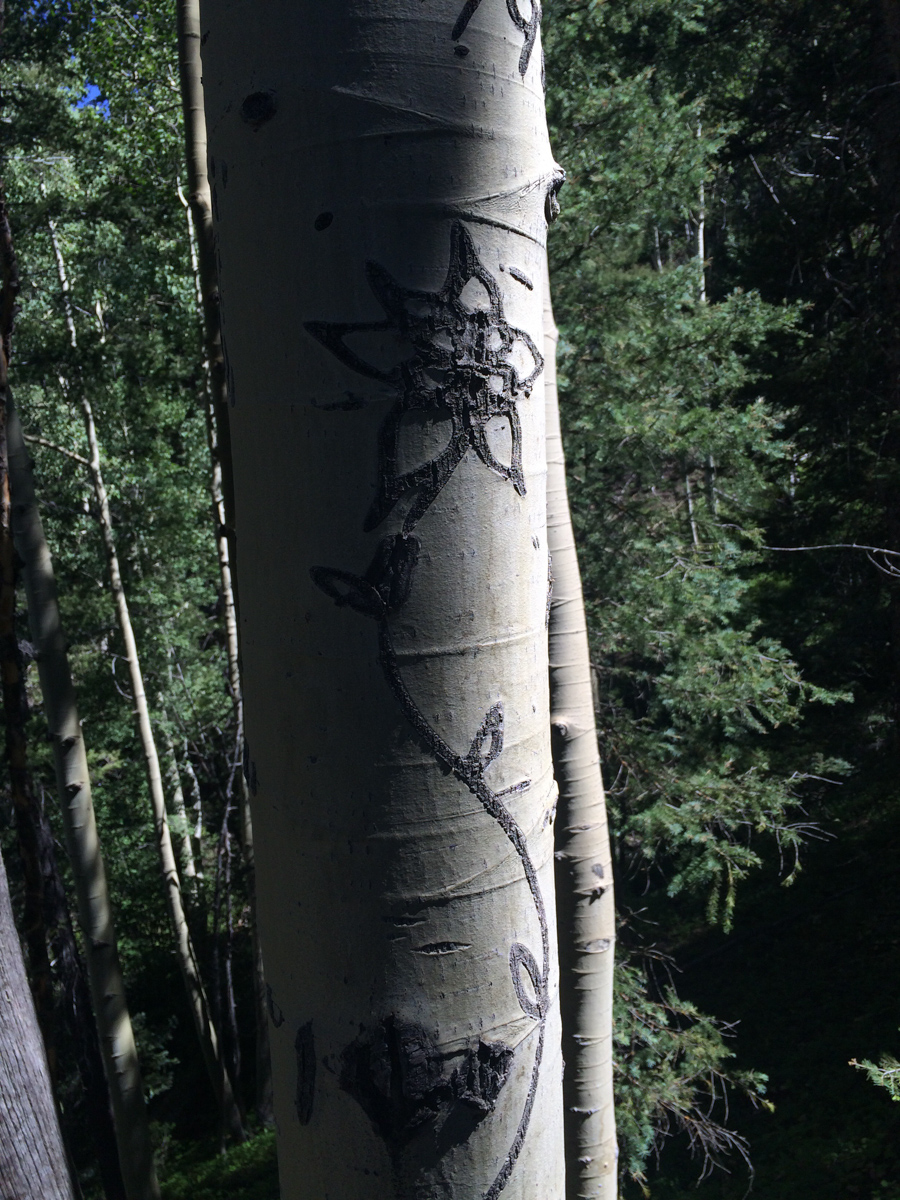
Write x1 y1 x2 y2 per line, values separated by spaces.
1 0 251 1146
157 1129 278 1200
853 1050 900 1104
0 0 896 1193
545 0 848 932
543 0 864 1183
614 952 771 1190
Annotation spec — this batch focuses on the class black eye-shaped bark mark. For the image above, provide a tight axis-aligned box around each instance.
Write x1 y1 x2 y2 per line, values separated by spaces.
240 90 277 129
305 222 542 535
340 1017 514 1159
451 0 542 76
544 170 565 225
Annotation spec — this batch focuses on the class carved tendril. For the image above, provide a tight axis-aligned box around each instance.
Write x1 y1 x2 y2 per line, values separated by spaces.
307 225 547 1198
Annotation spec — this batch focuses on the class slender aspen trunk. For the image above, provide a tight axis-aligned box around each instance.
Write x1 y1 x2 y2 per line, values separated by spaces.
182 743 205 875
37 796 128 1200
163 718 198 887
543 264 618 1199
0 848 76 1200
7 397 159 1200
177 0 272 1121
45 219 244 1143
684 471 701 548
78 388 244 1144
202 3 566 1195
3 196 144 1200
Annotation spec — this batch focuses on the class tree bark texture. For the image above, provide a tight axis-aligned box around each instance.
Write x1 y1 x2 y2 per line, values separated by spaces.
177 0 273 1122
0 846 75 1200
201 2 566 1196
544 267 618 1199
163 720 199 889
6 397 159 1200
38 796 128 1200
0 270 57 1077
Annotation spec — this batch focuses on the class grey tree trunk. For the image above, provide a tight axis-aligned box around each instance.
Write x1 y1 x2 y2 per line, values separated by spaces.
201 3 566 1196
176 0 272 1122
163 718 199 889
0 846 76 1200
6 397 160 1200
543 265 618 1199
45 218 244 1144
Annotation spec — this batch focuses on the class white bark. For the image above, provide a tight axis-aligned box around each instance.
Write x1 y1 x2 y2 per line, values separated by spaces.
201 2 565 1196
177 0 272 1121
0 846 75 1200
164 721 198 887
543 267 617 1199
7 397 160 1200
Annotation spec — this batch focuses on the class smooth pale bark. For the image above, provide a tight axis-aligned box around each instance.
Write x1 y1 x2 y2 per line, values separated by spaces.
182 743 205 875
164 724 198 888
201 2 565 1196
46 219 244 1143
7 397 159 1200
544 267 618 1199
0 847 76 1200
176 0 272 1121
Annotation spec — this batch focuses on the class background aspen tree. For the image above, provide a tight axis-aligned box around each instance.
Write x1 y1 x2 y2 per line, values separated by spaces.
7 396 160 1200
544 261 617 1199
201 2 566 1195
176 0 273 1123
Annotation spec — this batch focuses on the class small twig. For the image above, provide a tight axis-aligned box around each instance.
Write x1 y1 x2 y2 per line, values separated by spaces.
749 154 797 226
764 541 900 577
23 433 90 467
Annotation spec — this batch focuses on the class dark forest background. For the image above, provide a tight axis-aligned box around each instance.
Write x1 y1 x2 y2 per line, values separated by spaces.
1 1 898 1196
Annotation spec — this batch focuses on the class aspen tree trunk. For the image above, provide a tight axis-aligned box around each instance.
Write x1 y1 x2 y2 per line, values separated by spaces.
46 220 244 1143
37 796 129 1200
544 264 618 1199
0 847 76 1200
7 397 159 1200
0 191 58 1068
163 719 198 888
202 3 565 1195
182 744 205 875
176 0 272 1121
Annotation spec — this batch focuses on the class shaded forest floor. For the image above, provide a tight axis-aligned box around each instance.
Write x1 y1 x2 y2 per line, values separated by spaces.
644 774 900 1200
